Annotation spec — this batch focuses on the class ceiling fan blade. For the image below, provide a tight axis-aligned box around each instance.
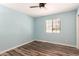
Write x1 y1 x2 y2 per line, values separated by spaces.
30 6 39 8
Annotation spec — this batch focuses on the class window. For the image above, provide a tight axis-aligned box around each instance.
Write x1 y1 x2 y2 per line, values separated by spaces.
46 18 61 33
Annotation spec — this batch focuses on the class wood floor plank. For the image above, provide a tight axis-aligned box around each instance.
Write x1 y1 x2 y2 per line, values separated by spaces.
0 52 11 56
18 47 48 56
1 41 79 56
14 48 28 56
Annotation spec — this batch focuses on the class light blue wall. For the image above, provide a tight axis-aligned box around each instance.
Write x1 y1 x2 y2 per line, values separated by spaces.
77 8 79 15
0 5 34 52
34 10 77 47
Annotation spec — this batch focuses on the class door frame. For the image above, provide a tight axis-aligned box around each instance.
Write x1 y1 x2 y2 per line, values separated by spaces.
76 15 79 49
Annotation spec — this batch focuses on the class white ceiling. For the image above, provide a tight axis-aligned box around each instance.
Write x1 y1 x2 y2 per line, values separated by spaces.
1 3 79 17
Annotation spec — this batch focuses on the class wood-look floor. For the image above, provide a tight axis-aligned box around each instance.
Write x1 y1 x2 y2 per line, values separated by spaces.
0 41 79 56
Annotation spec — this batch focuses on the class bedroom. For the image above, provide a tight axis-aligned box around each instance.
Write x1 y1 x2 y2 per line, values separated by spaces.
0 3 79 56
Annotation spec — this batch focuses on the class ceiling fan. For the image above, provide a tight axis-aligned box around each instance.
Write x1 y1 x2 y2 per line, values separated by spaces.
30 3 46 8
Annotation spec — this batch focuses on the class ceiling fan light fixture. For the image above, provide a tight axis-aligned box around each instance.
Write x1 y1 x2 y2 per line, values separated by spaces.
30 3 46 8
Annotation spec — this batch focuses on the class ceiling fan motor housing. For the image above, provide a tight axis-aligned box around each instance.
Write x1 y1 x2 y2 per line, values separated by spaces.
39 3 46 8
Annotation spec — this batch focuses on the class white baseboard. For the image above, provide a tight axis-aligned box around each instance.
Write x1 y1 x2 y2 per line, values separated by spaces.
35 40 76 48
0 40 34 54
